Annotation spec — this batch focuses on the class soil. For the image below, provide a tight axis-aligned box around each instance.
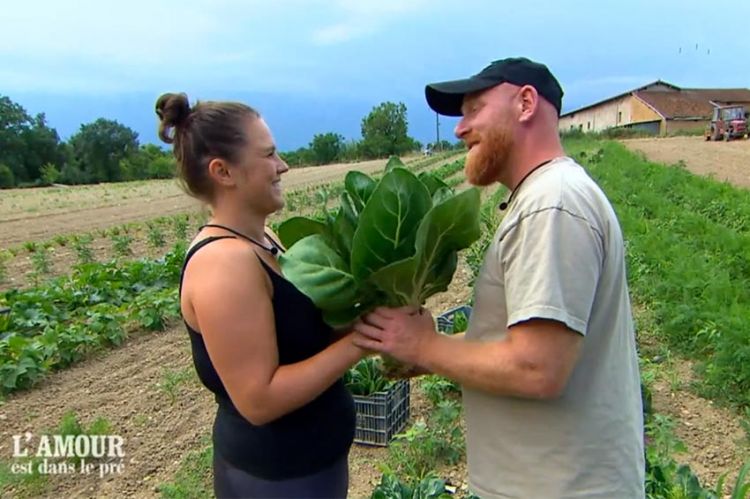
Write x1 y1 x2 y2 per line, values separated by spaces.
621 136 750 189
0 328 215 499
650 355 749 491
0 158 403 248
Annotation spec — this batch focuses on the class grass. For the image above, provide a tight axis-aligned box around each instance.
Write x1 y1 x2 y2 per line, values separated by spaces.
158 436 213 498
564 137 750 409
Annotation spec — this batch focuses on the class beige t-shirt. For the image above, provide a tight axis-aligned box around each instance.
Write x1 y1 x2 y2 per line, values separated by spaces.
463 157 645 498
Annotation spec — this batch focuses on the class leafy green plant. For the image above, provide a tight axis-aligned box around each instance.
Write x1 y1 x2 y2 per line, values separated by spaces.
344 357 393 396
158 368 196 403
71 234 95 264
0 250 10 284
451 311 469 334
147 223 166 249
0 241 186 393
711 460 750 499
30 246 52 277
371 473 452 499
420 375 460 406
277 165 481 327
158 437 213 499
172 215 189 241
56 411 112 465
53 235 68 247
111 234 133 257
385 399 464 483
23 241 38 253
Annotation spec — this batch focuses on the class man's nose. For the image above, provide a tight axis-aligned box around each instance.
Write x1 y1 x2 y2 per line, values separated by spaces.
454 117 469 139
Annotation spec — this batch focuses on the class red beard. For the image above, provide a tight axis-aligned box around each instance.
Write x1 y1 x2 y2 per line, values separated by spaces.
464 125 514 186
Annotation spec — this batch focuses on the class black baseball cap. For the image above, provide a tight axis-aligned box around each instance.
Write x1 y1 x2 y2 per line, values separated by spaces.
425 57 564 117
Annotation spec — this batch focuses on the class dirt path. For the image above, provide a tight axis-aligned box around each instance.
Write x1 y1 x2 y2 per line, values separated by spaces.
621 136 750 189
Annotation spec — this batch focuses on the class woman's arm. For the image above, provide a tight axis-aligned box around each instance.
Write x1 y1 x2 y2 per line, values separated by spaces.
186 239 364 426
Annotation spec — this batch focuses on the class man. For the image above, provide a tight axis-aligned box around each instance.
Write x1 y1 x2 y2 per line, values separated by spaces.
353 57 645 498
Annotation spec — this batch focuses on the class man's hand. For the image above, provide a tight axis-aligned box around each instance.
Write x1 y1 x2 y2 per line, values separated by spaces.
352 306 438 367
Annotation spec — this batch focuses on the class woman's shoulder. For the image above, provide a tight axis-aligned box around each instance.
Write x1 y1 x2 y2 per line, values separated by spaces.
184 235 266 286
264 226 286 251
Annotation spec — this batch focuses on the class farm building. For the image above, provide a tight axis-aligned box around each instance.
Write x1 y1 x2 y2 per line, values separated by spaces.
559 80 750 136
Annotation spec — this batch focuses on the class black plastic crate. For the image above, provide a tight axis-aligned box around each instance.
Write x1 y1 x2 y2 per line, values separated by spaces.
352 379 410 446
436 305 472 334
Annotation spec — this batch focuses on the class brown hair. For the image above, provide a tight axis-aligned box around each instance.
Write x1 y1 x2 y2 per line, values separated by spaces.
155 93 259 201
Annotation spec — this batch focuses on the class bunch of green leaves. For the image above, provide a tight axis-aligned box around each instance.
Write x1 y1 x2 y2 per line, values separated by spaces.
276 160 481 327
344 357 393 396
371 473 452 499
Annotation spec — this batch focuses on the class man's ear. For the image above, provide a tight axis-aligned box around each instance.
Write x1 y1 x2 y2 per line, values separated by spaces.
518 85 540 123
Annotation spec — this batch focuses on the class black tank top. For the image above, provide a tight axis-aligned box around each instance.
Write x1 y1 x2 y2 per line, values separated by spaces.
178 235 355 480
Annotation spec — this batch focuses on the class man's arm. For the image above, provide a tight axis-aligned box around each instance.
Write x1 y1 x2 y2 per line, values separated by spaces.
354 310 581 399
422 319 582 399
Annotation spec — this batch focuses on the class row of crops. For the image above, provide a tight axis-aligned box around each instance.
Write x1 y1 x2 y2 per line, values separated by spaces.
2 142 750 497
0 155 469 394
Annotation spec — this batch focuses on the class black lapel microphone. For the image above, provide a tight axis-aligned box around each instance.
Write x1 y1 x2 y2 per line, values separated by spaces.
499 158 555 211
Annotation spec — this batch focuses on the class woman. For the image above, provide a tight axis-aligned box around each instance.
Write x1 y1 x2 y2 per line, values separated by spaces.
155 93 364 498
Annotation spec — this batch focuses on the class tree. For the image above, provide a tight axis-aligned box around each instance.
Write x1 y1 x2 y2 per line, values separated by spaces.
69 119 139 183
280 147 314 168
21 114 65 182
0 96 64 185
339 139 362 162
360 102 419 159
0 163 14 188
309 132 344 165
40 163 60 185
120 144 174 180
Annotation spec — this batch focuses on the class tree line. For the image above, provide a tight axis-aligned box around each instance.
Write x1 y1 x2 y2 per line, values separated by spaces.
0 95 462 189
0 96 175 189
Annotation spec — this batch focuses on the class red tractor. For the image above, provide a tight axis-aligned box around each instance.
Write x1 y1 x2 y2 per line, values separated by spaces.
705 105 748 141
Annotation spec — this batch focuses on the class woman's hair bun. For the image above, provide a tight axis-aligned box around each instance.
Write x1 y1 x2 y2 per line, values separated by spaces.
155 93 191 144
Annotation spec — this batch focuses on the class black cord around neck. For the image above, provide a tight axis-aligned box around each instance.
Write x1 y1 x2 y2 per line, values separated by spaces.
200 224 280 255
498 158 556 211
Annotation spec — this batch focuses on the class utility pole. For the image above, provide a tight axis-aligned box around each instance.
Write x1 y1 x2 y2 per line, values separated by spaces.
435 112 441 151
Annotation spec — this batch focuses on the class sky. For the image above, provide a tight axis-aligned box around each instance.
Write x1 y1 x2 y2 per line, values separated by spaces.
2 0 749 151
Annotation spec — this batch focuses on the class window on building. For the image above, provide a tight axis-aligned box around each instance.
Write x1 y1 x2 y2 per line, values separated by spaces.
579 124 583 131
618 111 622 123
587 121 591 130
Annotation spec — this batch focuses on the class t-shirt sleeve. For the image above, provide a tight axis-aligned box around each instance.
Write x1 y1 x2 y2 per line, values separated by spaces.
500 207 604 335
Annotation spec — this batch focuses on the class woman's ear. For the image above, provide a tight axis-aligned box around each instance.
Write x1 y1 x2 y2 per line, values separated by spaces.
207 158 235 187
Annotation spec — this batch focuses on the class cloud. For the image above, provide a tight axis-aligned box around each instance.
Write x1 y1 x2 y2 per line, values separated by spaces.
0 0 319 94
311 0 430 45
